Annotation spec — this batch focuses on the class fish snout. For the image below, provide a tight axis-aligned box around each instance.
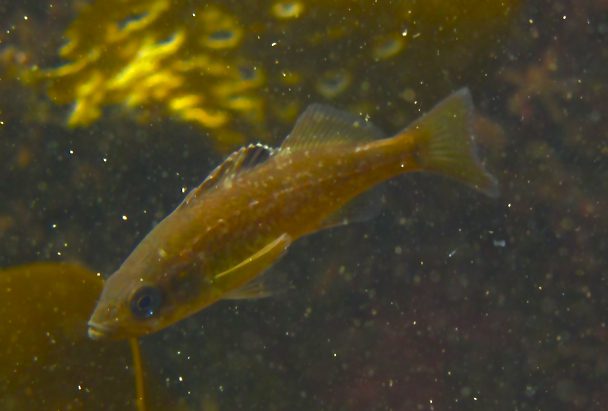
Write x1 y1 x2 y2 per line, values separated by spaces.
87 321 114 340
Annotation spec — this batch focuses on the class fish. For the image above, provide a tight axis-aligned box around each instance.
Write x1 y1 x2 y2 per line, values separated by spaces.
88 88 498 339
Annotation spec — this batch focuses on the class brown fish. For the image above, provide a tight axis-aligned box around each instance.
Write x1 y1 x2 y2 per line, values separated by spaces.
88 88 498 339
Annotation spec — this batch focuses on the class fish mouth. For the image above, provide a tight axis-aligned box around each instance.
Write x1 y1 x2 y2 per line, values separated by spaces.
87 321 117 340
88 320 152 340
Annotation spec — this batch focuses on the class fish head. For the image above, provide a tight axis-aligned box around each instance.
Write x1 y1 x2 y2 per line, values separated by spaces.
87 249 214 340
88 274 164 340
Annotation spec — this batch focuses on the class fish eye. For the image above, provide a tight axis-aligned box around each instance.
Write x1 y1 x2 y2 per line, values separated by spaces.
129 286 163 320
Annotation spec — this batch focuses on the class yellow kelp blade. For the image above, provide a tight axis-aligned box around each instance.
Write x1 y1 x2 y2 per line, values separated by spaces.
0 262 180 410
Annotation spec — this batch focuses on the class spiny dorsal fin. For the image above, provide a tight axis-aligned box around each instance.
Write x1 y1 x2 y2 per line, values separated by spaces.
179 143 274 208
280 104 384 151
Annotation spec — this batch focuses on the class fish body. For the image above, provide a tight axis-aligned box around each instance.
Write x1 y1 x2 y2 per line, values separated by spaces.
88 88 498 339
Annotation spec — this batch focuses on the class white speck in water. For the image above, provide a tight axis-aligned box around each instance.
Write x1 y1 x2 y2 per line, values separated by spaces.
122 215 128 221
493 239 506 247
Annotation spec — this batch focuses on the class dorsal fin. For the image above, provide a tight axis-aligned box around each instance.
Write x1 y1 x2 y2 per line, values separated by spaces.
179 143 274 208
280 104 384 151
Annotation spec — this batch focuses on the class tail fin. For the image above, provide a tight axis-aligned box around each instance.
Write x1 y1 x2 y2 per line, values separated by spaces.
406 88 499 197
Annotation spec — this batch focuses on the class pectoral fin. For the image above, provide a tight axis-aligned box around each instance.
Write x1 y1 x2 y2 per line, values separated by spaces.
213 234 292 295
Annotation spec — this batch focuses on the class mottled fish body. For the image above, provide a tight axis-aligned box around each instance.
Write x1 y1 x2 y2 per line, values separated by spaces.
88 88 498 339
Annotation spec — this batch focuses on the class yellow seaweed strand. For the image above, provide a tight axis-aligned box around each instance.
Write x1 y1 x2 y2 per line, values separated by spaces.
129 337 147 411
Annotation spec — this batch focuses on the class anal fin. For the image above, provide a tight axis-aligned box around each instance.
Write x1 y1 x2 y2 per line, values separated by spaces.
222 268 288 300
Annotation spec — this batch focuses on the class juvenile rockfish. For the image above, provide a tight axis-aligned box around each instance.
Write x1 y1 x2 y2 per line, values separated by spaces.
88 88 498 339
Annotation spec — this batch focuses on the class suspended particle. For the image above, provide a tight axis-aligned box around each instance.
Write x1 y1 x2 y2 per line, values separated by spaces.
372 35 405 60
316 70 351 99
279 69 301 86
272 1 304 19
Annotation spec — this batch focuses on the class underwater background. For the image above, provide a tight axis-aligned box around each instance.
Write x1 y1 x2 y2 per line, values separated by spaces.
0 0 607 409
